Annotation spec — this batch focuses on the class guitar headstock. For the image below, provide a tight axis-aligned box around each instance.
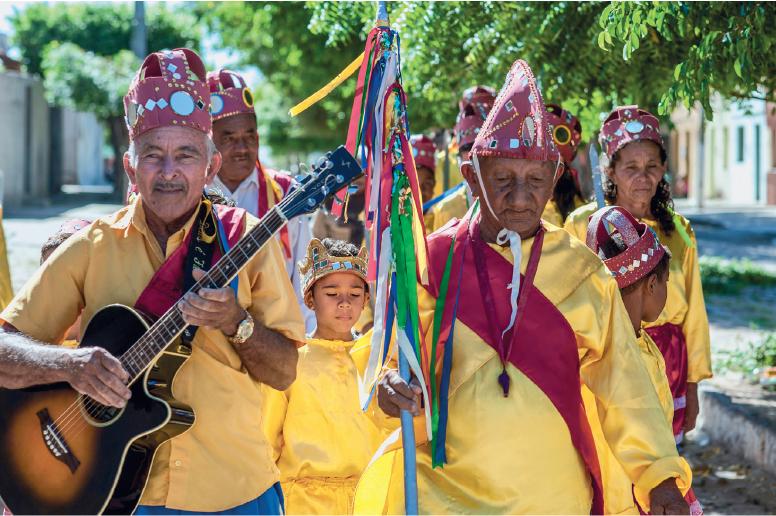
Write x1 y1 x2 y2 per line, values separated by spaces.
280 146 363 219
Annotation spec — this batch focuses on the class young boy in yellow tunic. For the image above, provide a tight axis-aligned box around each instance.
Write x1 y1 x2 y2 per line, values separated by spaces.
586 206 702 515
262 238 384 515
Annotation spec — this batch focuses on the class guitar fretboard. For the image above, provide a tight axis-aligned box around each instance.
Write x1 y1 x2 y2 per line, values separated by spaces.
118 207 287 381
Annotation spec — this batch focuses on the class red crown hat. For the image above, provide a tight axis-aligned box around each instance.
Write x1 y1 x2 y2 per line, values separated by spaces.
545 103 582 165
470 60 559 162
58 219 92 234
599 105 663 161
206 69 256 122
586 206 667 289
454 85 496 148
409 134 437 171
123 48 211 141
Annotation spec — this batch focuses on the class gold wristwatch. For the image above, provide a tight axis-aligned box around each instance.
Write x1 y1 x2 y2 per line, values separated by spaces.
227 310 254 344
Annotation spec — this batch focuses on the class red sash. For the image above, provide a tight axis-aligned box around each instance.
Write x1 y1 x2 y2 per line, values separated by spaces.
423 211 604 514
134 204 245 319
257 163 292 260
644 323 688 441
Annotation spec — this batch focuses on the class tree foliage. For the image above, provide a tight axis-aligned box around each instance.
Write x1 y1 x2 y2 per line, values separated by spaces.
599 2 776 119
195 1 364 157
204 1 776 148
9 2 200 76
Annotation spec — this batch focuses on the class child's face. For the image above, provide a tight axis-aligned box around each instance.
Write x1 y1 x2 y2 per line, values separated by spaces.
305 272 371 339
641 269 669 323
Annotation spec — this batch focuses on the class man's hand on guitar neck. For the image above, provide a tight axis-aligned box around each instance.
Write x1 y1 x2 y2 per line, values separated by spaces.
178 269 299 390
0 323 131 408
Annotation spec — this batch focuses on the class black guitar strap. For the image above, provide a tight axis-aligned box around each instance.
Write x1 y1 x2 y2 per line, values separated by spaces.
181 200 219 343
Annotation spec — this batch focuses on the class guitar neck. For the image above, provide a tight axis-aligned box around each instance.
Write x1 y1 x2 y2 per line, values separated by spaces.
119 206 289 382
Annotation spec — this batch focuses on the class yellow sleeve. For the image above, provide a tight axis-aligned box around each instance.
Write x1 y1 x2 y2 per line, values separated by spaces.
244 222 307 345
681 229 712 383
0 231 87 344
562 202 596 241
0 206 13 311
572 268 691 508
261 383 290 463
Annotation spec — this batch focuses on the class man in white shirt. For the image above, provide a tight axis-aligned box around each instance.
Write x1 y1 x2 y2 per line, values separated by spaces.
207 69 315 332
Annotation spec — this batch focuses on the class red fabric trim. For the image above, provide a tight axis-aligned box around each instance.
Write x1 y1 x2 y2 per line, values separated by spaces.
134 204 245 319
644 323 689 437
423 211 604 513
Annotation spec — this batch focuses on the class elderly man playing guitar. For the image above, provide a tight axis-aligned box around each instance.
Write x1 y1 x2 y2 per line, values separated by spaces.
0 48 306 515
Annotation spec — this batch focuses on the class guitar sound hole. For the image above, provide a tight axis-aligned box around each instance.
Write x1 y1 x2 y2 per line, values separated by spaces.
78 396 125 427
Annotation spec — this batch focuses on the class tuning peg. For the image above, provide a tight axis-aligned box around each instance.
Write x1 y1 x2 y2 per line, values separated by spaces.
347 184 359 195
321 205 329 215
336 175 344 183
307 199 316 207
321 186 330 195
295 175 305 182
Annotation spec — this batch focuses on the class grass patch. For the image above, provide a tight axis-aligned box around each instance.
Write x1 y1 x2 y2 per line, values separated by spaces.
715 332 776 374
699 256 776 294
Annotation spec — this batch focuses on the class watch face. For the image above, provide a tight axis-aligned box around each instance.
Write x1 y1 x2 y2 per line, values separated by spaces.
237 319 253 340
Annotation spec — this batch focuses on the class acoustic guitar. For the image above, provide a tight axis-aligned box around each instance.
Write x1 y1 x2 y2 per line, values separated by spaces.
0 146 362 515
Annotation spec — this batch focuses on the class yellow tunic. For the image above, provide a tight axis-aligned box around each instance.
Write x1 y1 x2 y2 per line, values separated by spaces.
262 337 385 515
1 199 306 512
541 194 588 228
432 148 464 198
583 330 676 515
564 202 712 384
427 186 469 234
353 224 690 514
0 205 13 310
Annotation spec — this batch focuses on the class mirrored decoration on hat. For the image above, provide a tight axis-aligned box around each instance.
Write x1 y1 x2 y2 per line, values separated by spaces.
505 100 514 112
522 115 535 147
242 88 254 108
127 101 140 127
489 139 498 149
196 99 206 111
412 147 419 157
170 91 196 116
624 120 644 133
553 125 571 146
210 94 224 115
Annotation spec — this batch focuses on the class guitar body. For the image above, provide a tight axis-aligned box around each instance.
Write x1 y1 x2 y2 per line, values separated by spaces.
0 304 195 515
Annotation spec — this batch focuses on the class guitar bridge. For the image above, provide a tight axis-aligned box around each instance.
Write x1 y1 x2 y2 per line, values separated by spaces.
37 408 80 474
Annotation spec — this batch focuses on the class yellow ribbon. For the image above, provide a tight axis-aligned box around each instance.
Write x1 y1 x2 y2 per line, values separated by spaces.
288 52 365 117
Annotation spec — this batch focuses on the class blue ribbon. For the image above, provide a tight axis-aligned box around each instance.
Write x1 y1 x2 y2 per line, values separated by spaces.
423 183 465 213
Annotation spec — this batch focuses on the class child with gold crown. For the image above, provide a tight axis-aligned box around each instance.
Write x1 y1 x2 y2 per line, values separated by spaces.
261 238 384 515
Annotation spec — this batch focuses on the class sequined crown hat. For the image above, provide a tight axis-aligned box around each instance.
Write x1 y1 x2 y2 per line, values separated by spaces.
206 69 256 122
599 105 663 161
298 239 369 296
409 134 437 171
454 85 496 148
123 48 211 140
545 104 582 165
471 60 559 162
586 206 667 289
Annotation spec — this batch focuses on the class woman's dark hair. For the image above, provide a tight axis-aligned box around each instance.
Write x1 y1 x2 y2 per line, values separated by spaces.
553 163 586 221
603 141 675 235
40 232 72 263
598 231 672 296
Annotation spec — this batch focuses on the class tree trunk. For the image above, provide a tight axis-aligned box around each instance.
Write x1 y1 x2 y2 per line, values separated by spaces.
108 115 130 202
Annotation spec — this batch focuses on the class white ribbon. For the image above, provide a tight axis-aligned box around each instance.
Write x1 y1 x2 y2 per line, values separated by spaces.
359 227 394 410
472 150 522 338
368 52 397 220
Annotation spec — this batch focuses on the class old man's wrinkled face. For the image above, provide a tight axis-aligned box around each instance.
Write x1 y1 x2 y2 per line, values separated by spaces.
124 126 220 224
462 156 556 239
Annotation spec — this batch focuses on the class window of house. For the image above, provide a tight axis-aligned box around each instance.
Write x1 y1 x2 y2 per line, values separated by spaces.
737 126 745 162
723 127 729 169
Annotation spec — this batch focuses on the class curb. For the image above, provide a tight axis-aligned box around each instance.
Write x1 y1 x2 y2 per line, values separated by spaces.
699 388 776 475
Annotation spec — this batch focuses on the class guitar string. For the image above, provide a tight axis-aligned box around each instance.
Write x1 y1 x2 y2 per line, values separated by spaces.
49 209 286 439
51 194 299 440
55 213 287 442
53 162 349 442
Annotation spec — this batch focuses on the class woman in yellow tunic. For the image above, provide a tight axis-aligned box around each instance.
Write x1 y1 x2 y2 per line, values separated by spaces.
585 206 703 515
541 104 587 227
356 60 691 515
262 238 384 515
565 106 712 446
